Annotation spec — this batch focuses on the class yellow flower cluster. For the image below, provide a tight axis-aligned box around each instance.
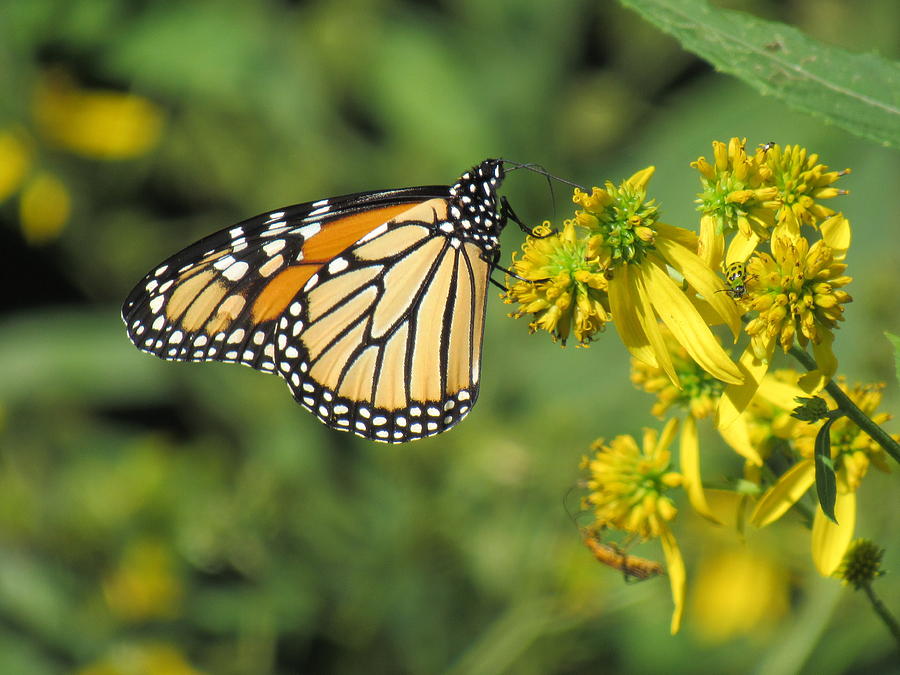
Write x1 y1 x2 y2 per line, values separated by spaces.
504 220 611 344
582 418 686 633
506 167 743 390
532 138 893 636
744 234 852 359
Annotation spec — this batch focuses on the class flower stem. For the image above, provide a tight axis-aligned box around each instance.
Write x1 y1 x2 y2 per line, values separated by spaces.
787 345 900 464
861 582 900 648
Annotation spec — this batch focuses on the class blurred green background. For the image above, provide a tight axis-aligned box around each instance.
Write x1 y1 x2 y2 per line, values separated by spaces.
1 0 899 673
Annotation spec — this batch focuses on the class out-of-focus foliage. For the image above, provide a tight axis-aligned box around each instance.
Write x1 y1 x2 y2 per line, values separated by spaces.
621 0 900 148
0 0 898 673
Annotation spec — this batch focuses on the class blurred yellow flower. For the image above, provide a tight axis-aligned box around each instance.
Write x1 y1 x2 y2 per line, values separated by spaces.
583 418 686 632
76 642 204 675
0 128 33 202
792 381 893 491
0 70 165 245
103 538 183 621
630 327 724 420
750 381 893 576
690 547 789 642
19 172 71 244
33 71 165 160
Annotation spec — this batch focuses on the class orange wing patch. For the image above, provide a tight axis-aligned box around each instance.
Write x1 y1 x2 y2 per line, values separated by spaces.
250 201 431 323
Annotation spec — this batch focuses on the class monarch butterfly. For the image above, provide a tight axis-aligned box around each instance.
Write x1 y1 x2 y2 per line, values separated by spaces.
122 159 520 443
581 527 665 581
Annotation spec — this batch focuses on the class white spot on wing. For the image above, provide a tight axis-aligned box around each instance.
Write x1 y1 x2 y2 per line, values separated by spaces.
357 222 388 243
298 223 321 239
214 255 236 271
327 257 349 274
263 239 286 256
223 261 249 281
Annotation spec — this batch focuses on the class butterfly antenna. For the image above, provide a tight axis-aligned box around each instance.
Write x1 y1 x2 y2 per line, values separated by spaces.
502 160 586 191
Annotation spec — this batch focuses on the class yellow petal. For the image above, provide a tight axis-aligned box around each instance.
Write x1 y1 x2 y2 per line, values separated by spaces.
697 214 724 270
811 491 856 576
680 416 721 523
688 295 726 327
641 263 743 384
658 417 680 455
726 230 760 265
717 414 763 465
702 489 751 531
654 221 699 250
755 372 804 410
653 229 741 338
626 166 655 191
820 214 851 260
660 527 686 635
750 459 815 528
631 264 679 386
609 266 659 368
717 342 771 430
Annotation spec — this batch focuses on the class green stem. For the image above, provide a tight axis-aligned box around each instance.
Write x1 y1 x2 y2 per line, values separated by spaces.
787 345 900 464
862 582 900 648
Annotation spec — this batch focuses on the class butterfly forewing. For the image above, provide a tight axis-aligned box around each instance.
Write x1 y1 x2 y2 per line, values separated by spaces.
122 160 506 442
122 189 443 371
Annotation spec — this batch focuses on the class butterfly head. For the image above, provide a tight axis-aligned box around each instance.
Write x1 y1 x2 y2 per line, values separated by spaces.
447 159 507 252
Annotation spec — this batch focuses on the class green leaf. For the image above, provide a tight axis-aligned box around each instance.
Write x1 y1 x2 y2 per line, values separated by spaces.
814 417 838 524
885 332 900 386
619 0 900 148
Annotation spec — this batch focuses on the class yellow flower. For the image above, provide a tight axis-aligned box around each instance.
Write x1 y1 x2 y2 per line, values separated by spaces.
75 643 204 675
583 418 686 633
743 235 852 362
689 547 789 642
692 137 780 268
33 70 165 160
504 220 611 344
792 381 893 491
631 328 724 420
726 369 803 458
584 420 683 537
751 381 892 576
19 172 71 244
0 128 33 202
573 168 743 386
762 143 849 236
102 538 183 621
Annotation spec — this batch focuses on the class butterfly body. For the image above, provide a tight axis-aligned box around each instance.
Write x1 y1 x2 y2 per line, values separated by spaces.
123 159 508 442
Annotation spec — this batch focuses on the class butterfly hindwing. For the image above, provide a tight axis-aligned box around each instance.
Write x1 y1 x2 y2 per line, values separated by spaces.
273 199 492 442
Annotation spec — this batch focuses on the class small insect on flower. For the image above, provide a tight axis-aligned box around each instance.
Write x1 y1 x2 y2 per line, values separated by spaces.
581 527 665 581
716 261 756 300
759 141 776 153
